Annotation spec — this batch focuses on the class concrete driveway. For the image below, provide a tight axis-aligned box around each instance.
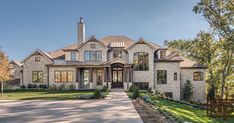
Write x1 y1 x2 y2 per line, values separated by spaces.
0 90 143 123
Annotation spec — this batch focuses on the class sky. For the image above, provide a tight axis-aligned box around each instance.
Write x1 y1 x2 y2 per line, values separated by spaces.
0 0 209 61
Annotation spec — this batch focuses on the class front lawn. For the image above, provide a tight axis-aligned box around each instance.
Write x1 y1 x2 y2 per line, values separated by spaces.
0 90 107 100
147 94 234 123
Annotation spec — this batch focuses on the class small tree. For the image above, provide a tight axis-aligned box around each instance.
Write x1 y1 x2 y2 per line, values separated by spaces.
0 49 10 95
183 80 193 101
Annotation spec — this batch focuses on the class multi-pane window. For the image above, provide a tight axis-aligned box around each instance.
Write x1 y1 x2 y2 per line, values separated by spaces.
32 71 43 82
83 69 90 86
84 51 102 61
54 70 74 82
70 52 76 61
97 69 103 85
133 52 149 71
174 72 177 81
35 56 40 62
193 71 204 81
157 70 167 84
113 49 122 58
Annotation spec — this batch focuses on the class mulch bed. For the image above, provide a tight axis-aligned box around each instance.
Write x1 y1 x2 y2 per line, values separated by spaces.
132 99 173 123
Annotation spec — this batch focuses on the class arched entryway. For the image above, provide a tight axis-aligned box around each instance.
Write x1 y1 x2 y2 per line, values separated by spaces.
112 63 124 88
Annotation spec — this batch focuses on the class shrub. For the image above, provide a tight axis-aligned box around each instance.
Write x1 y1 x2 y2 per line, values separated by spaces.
183 80 193 101
132 87 140 99
39 84 47 89
129 84 138 92
27 84 33 88
69 84 75 90
93 89 101 99
142 95 150 101
58 84 66 90
21 85 26 89
79 94 93 99
147 87 153 93
32 84 37 88
102 85 108 92
49 84 58 90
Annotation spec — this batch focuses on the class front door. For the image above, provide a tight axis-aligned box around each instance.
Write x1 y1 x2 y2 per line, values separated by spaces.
112 67 123 88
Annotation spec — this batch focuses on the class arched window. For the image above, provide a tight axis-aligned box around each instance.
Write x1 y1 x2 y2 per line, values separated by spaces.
193 71 204 81
133 52 149 71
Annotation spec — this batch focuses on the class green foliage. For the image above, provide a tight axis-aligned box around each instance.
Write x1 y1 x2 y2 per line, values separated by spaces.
93 89 101 99
102 85 108 92
129 84 138 92
39 84 47 89
132 87 140 99
68 84 75 90
27 84 33 88
147 87 153 94
183 80 193 101
32 84 37 88
20 85 26 89
48 84 58 90
58 84 66 90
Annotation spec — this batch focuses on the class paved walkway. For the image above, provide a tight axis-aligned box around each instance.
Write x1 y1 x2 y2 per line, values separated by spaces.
0 90 143 123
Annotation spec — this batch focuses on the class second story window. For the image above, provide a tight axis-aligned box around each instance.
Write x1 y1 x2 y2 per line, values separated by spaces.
160 50 166 59
113 49 122 58
193 71 204 81
70 52 76 61
133 52 149 71
35 56 40 62
84 51 102 61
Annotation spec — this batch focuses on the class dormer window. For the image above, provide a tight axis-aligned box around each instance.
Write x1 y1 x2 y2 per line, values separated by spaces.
35 56 40 62
113 49 122 58
160 50 166 59
70 52 76 61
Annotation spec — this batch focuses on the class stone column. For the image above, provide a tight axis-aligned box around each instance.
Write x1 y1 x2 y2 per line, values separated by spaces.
108 66 112 89
76 67 80 89
104 67 108 86
89 68 93 89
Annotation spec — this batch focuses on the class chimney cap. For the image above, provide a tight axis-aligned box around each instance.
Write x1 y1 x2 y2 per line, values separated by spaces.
79 17 83 23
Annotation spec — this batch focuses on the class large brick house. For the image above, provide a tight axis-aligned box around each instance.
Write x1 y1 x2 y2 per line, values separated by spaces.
12 18 206 102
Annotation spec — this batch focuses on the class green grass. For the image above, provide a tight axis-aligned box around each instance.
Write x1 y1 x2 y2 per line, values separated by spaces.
147 95 234 123
0 90 96 100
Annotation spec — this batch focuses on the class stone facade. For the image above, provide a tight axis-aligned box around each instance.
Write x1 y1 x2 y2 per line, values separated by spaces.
181 68 206 103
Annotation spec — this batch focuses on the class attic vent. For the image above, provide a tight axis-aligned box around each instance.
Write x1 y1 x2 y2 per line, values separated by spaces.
110 42 125 47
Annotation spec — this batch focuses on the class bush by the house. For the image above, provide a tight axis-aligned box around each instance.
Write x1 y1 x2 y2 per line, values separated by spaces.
69 84 75 90
132 87 140 99
129 84 138 92
102 85 108 92
78 94 94 99
39 84 47 89
183 80 193 101
21 85 26 89
58 84 66 90
147 87 153 94
48 84 58 90
32 84 37 88
27 84 33 88
93 89 101 99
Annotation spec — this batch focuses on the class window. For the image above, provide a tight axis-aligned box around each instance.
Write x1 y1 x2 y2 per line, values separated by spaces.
83 69 89 86
32 71 43 82
157 70 167 84
174 72 177 81
193 71 203 81
97 69 103 85
164 92 173 98
90 44 96 49
113 49 122 58
54 70 74 82
35 56 40 62
70 52 76 61
160 50 166 59
133 52 149 71
84 51 102 61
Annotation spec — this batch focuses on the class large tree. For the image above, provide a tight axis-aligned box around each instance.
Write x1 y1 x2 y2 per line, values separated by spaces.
0 48 10 95
193 0 234 99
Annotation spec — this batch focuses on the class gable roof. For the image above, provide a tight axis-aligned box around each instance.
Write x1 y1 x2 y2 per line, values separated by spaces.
22 49 53 63
101 35 135 49
180 56 207 68
78 36 108 49
102 57 132 65
10 60 23 66
127 38 156 50
48 43 77 59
